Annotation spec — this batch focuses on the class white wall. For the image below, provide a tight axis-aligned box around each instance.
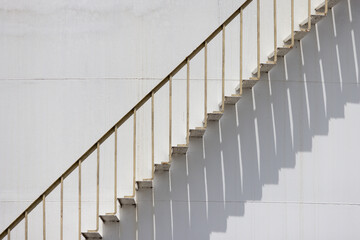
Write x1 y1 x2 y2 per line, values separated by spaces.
1 0 359 239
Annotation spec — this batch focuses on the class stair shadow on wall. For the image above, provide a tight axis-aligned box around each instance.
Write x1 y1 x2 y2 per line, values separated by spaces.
103 1 360 239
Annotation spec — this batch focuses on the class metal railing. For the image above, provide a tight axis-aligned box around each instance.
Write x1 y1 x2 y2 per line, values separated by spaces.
0 0 328 238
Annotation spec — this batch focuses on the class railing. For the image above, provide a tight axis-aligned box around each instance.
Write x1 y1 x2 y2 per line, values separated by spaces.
0 0 328 238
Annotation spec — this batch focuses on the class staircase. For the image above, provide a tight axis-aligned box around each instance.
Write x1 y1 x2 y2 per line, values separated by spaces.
0 0 347 239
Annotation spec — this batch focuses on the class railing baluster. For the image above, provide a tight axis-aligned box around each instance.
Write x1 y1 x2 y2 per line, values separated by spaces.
89 144 100 232
60 177 63 240
307 0 311 31
221 24 225 111
107 127 118 215
25 211 28 240
114 127 118 211
204 41 208 127
169 76 172 162
239 7 244 95
285 0 294 48
96 143 100 230
240 8 243 95
273 0 277 63
7 229 9 240
151 92 155 176
257 0 260 79
78 161 81 240
43 195 46 240
134 109 136 195
186 58 190 145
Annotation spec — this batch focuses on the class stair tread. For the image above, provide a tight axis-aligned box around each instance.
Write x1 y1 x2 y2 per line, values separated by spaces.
189 127 206 137
82 231 102 239
118 197 136 206
100 214 119 223
252 62 276 75
283 30 309 44
155 162 171 171
136 180 153 189
172 144 188 155
316 0 341 11
207 111 223 121
236 79 258 92
299 14 326 28
268 46 293 59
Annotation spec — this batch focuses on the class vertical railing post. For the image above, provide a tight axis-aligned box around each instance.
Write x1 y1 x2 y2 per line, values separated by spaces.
60 177 63 240
318 0 328 15
186 59 190 145
169 76 172 162
250 0 260 80
240 8 243 95
221 24 225 111
129 109 136 196
107 127 118 215
96 143 100 230
43 195 46 240
25 211 28 240
78 161 81 240
285 0 294 48
204 42 208 127
256 0 261 79
7 229 10 240
134 110 136 195
307 0 312 31
273 0 278 63
151 91 155 177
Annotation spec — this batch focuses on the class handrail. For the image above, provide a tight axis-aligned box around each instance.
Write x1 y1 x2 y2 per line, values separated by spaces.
0 0 254 238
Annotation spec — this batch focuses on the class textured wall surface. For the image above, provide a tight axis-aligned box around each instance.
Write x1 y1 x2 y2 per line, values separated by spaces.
1 0 359 239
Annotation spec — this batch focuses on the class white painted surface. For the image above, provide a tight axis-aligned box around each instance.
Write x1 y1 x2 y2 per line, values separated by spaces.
1 0 360 239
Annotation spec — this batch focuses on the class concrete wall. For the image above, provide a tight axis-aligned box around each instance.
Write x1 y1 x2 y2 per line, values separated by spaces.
2 0 360 239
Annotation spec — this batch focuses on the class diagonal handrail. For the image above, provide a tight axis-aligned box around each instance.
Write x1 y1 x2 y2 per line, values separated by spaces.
0 0 254 238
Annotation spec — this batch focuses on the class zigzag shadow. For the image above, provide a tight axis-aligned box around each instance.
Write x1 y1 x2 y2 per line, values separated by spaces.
105 1 360 239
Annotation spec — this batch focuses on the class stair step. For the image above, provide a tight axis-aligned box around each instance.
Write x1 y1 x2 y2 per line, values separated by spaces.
268 46 292 60
118 197 136 206
100 214 119 223
235 79 258 93
136 180 153 189
252 62 276 75
82 232 102 239
155 162 171 172
299 14 326 28
316 0 340 11
207 111 223 121
283 30 309 44
189 127 206 138
172 144 188 155
224 95 242 104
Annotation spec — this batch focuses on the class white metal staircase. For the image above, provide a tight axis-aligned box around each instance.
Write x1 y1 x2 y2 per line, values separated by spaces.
0 0 344 239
